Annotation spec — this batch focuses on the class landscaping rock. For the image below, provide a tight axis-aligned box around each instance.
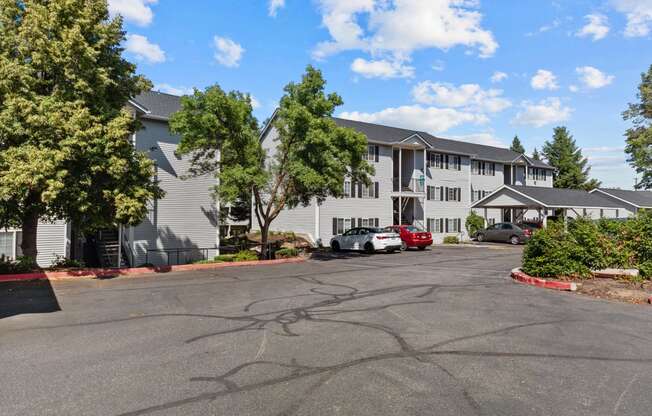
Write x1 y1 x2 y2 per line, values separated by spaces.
593 268 639 279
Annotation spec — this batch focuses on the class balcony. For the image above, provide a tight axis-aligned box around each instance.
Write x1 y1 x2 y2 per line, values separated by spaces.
393 178 425 194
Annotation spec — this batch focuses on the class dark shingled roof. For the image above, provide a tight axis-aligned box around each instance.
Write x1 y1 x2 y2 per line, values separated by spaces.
131 91 182 120
595 188 652 208
506 185 624 208
130 94 552 169
333 117 551 168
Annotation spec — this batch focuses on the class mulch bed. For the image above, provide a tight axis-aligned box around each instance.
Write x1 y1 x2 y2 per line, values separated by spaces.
556 277 652 304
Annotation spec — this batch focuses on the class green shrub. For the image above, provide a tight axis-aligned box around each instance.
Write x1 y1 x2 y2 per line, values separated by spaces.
0 256 37 274
443 236 460 244
465 212 485 237
50 255 84 269
567 217 609 271
276 248 299 259
213 254 235 262
522 222 591 278
233 250 259 262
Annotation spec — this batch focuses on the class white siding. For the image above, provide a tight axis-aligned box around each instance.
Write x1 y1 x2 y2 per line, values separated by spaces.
36 221 68 267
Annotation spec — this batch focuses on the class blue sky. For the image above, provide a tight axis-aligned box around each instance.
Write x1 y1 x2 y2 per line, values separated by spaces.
111 0 652 189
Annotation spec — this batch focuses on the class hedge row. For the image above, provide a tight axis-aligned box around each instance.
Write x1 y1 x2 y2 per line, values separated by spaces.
522 212 652 279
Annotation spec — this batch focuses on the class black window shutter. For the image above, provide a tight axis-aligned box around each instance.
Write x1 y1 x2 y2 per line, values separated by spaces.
445 155 449 169
440 218 444 233
427 219 431 232
375 182 379 199
358 218 362 227
445 218 449 233
374 218 379 227
333 218 337 235
374 145 379 162
457 218 461 232
358 183 362 198
445 187 449 201
426 152 431 168
440 187 444 202
351 182 356 198
457 157 461 171
458 187 462 201
351 217 355 229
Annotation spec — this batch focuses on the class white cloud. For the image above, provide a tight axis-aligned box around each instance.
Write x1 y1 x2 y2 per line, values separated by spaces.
124 34 166 64
512 97 573 127
576 66 615 89
411 81 511 113
339 105 488 134
585 146 625 152
351 58 415 79
576 14 610 40
108 0 157 26
449 133 509 148
569 85 579 93
213 36 245 68
250 96 261 109
269 0 285 17
530 69 559 90
612 0 652 37
490 71 508 83
432 60 445 72
154 84 194 96
313 0 498 65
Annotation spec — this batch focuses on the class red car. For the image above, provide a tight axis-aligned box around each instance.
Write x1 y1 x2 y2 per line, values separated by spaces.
384 225 433 251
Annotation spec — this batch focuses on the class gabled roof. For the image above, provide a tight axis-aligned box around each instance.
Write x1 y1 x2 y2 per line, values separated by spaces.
591 188 652 208
130 91 182 120
472 185 624 209
332 117 552 168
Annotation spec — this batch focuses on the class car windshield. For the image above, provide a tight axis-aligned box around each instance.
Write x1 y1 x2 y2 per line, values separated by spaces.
369 228 388 234
404 226 422 232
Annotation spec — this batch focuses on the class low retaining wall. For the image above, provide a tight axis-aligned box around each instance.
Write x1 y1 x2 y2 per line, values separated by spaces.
0 257 305 283
511 268 578 291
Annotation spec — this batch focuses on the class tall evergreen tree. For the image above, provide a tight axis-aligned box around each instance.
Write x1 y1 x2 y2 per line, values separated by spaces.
532 147 541 161
510 135 525 154
542 127 601 190
624 64 652 189
0 1 163 263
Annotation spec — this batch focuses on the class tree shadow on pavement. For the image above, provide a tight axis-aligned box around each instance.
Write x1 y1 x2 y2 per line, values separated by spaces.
0 280 61 319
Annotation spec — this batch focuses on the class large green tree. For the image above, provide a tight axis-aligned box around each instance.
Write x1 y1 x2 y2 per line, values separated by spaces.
624 65 652 189
532 147 541 161
510 135 525 154
542 127 601 190
0 0 163 262
171 66 373 258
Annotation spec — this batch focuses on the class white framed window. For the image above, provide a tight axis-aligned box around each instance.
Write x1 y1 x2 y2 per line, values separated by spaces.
364 145 378 162
487 218 496 226
447 218 461 233
361 182 377 198
361 218 375 227
427 218 443 233
429 153 443 169
334 218 354 235
344 181 351 198
471 160 480 175
449 155 461 171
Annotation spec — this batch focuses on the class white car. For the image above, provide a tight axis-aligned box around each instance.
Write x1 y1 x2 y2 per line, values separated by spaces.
330 227 402 254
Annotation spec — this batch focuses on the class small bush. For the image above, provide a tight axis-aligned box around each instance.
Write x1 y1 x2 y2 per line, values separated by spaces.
213 254 235 262
522 222 591 278
443 236 460 244
233 250 259 262
276 248 299 259
465 212 485 237
50 255 84 269
0 255 37 274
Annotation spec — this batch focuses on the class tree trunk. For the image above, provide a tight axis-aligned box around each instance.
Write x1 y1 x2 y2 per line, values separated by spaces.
20 209 39 265
260 223 270 260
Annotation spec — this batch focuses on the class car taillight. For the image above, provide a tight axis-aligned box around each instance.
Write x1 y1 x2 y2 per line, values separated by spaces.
524 229 532 236
376 235 387 240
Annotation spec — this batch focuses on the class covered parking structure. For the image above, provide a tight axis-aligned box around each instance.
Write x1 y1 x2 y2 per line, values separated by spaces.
471 185 626 227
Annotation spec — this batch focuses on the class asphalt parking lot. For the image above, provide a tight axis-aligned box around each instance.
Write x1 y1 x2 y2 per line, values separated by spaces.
2 246 652 416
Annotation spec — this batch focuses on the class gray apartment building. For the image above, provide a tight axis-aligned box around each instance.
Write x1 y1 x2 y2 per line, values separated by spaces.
259 117 557 245
0 91 222 268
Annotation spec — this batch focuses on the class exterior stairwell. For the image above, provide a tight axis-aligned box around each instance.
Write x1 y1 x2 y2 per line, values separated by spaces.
96 229 130 268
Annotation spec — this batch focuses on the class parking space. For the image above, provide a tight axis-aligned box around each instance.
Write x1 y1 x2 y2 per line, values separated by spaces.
1 246 652 415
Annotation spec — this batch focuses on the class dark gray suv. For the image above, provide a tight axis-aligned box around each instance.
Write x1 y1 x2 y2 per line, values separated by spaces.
475 222 532 245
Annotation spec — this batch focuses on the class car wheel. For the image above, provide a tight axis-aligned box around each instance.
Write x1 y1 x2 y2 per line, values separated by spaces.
477 233 485 242
510 235 520 245
418 246 426 251
364 242 375 254
401 241 408 251
331 241 340 252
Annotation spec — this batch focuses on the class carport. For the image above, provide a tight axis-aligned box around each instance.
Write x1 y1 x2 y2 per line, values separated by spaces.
471 185 626 227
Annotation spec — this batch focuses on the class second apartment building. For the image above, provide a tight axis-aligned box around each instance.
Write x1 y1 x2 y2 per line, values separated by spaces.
260 117 555 244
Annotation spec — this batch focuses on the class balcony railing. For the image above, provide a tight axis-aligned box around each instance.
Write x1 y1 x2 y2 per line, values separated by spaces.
393 178 425 193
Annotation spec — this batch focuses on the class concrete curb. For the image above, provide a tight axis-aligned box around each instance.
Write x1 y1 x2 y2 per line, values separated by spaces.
511 268 578 292
0 257 305 283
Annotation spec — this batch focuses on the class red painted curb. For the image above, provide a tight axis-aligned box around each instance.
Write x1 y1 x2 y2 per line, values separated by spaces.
0 257 305 283
511 269 578 292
